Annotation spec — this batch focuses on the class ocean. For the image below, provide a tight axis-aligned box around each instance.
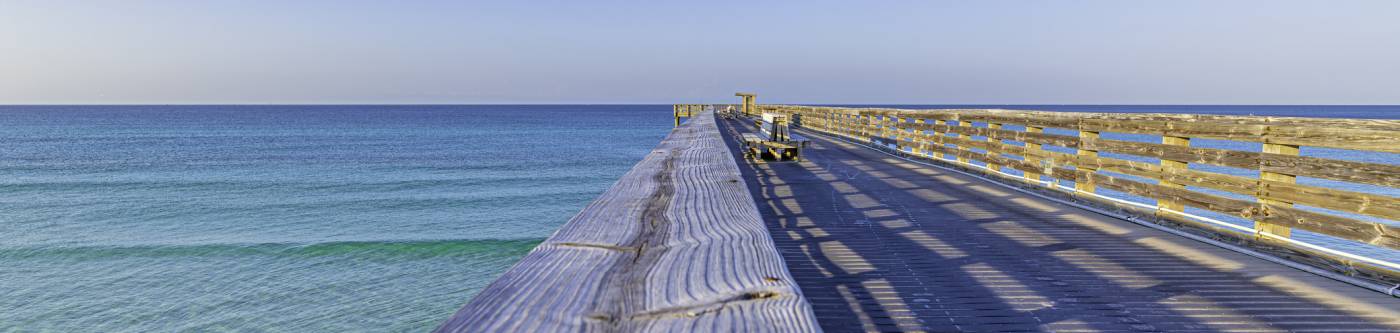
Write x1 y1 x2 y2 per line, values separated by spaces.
0 105 671 331
1 105 1395 331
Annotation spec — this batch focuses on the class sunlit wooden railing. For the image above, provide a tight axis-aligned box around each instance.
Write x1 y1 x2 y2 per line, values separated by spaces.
761 104 1400 282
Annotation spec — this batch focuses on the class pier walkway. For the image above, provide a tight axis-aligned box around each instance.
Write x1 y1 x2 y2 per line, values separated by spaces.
440 104 1400 332
720 117 1400 332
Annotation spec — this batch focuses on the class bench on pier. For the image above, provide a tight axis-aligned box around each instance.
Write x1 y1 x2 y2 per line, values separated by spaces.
741 114 810 162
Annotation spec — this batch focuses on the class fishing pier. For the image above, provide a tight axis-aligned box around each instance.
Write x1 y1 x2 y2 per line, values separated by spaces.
437 96 1400 332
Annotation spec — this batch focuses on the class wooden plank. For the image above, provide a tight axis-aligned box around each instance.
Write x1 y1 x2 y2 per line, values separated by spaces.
1260 153 1400 188
1164 116 1268 142
1081 137 1261 170
1257 203 1400 249
997 139 1079 167
964 110 1081 129
1081 116 1168 135
436 111 818 332
1264 118 1400 153
1071 154 1256 197
1086 173 1259 217
1260 181 1400 221
899 122 1082 148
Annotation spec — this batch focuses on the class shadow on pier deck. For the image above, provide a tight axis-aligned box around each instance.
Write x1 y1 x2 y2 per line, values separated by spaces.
719 118 1400 332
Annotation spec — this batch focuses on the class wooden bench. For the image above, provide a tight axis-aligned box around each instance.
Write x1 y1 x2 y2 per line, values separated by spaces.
743 122 809 162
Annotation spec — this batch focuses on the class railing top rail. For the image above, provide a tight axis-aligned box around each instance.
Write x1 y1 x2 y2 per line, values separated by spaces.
762 104 1400 153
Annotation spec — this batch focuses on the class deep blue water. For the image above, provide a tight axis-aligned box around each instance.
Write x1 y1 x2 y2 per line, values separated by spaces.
0 105 1395 331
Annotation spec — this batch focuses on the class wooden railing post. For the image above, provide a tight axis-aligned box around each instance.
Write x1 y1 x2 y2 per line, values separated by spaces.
834 111 845 137
883 114 894 143
1258 143 1299 238
1024 126 1045 182
892 114 903 150
853 113 861 139
893 115 905 152
1076 126 1099 193
932 119 947 160
956 116 971 163
873 114 884 143
912 118 926 157
865 113 876 143
851 114 862 141
1159 134 1190 217
987 122 1003 172
834 112 843 137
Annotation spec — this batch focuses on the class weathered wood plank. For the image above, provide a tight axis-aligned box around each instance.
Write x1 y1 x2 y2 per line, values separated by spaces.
1264 118 1400 153
902 122 1082 148
1257 203 1400 249
436 111 818 332
1261 153 1400 188
1261 181 1400 221
1081 137 1261 170
1086 173 1259 217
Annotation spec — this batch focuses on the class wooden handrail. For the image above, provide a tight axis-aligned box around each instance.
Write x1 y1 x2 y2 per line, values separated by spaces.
761 104 1400 281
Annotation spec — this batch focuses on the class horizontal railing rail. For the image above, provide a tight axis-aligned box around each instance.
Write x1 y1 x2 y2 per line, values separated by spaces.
761 104 1400 284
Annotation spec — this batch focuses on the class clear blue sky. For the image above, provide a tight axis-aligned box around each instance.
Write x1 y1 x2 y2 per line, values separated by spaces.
2 0 1397 104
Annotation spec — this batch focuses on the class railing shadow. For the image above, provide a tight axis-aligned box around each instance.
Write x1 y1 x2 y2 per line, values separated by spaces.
717 117 1398 332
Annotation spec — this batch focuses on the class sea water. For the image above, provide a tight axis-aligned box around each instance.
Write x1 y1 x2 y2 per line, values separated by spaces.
0 105 670 331
1 105 1395 331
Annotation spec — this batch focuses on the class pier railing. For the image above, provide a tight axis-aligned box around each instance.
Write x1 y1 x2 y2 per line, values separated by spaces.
761 105 1400 283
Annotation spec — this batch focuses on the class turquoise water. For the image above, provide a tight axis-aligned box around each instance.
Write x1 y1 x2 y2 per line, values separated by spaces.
0 105 670 331
2 105 1396 331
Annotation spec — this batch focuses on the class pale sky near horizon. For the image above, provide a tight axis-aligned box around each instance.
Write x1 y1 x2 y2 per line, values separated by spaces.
2 0 1398 105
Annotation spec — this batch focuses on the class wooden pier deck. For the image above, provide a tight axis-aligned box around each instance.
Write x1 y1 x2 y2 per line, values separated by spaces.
719 115 1400 332
439 104 1399 332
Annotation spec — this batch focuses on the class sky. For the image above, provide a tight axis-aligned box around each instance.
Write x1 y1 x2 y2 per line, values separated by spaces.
1 0 1398 105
